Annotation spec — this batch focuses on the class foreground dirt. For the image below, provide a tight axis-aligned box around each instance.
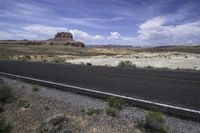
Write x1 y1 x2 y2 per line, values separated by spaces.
1 76 200 133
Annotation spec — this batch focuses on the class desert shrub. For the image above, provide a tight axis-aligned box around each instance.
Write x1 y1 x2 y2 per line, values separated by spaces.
146 65 153 69
118 60 133 67
20 55 31 61
145 111 168 133
17 98 29 108
32 84 39 92
0 84 13 103
106 107 118 117
106 96 127 110
85 108 101 116
0 114 11 133
86 63 92 66
42 59 48 63
52 58 65 64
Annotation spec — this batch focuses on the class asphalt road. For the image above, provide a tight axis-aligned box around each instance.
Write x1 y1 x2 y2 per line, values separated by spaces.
0 60 200 110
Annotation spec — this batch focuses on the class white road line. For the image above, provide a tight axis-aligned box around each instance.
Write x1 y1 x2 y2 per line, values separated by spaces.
0 71 200 114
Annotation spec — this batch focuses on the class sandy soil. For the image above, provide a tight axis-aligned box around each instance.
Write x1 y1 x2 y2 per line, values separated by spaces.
66 52 200 70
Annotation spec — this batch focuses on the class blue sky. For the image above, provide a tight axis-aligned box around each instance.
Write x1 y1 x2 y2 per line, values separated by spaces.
0 0 200 46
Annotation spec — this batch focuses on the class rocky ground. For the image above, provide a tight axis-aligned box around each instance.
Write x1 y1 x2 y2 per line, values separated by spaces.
1 76 200 133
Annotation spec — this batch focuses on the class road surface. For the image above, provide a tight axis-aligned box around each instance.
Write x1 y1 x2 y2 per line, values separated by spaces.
0 60 200 111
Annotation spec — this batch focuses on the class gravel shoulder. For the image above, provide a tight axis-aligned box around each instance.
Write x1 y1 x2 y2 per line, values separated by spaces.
1 76 200 133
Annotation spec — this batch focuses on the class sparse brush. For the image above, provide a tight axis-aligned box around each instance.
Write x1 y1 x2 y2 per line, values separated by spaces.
106 107 118 117
52 58 66 64
32 84 39 92
0 84 13 103
146 65 153 69
17 98 29 108
86 63 92 66
106 96 127 110
118 60 133 67
0 114 12 133
144 111 168 133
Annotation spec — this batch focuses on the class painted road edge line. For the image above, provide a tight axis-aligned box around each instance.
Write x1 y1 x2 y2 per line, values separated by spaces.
0 71 200 114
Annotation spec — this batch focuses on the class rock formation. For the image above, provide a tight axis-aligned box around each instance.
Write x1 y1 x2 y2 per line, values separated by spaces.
51 32 74 42
0 32 85 48
47 32 85 47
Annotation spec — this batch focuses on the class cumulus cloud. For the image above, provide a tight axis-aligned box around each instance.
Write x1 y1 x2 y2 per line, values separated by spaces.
138 16 200 45
69 29 104 41
1 17 200 46
23 24 68 38
0 24 68 40
108 32 121 39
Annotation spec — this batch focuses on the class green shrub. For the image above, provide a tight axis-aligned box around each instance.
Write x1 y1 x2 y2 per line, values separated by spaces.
0 84 13 103
106 108 118 117
145 111 168 133
85 108 101 116
118 60 133 67
146 65 153 69
52 58 65 64
106 96 127 110
17 98 29 108
86 63 92 66
0 114 11 133
32 85 39 92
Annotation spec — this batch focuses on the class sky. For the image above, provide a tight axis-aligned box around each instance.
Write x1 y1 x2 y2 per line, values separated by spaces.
0 0 200 46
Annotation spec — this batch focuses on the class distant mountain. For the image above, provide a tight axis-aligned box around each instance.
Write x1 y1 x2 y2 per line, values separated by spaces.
0 32 85 48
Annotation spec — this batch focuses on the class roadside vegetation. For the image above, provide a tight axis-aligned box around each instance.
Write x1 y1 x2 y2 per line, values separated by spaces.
17 98 29 108
105 96 128 117
0 81 13 133
117 60 136 68
0 84 13 103
83 97 128 117
0 114 12 133
139 111 168 133
51 57 66 64
32 84 40 92
106 107 118 117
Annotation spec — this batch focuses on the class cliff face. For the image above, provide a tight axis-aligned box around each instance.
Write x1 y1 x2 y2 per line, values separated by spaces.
50 32 74 42
0 32 85 47
47 32 85 47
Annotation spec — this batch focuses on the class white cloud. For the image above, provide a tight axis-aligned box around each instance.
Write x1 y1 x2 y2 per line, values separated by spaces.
0 23 138 45
0 24 68 40
1 17 200 46
23 24 68 38
108 32 121 39
138 16 200 45
69 29 104 41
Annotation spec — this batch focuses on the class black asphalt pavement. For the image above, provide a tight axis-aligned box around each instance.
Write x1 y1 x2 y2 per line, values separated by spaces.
0 60 200 110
